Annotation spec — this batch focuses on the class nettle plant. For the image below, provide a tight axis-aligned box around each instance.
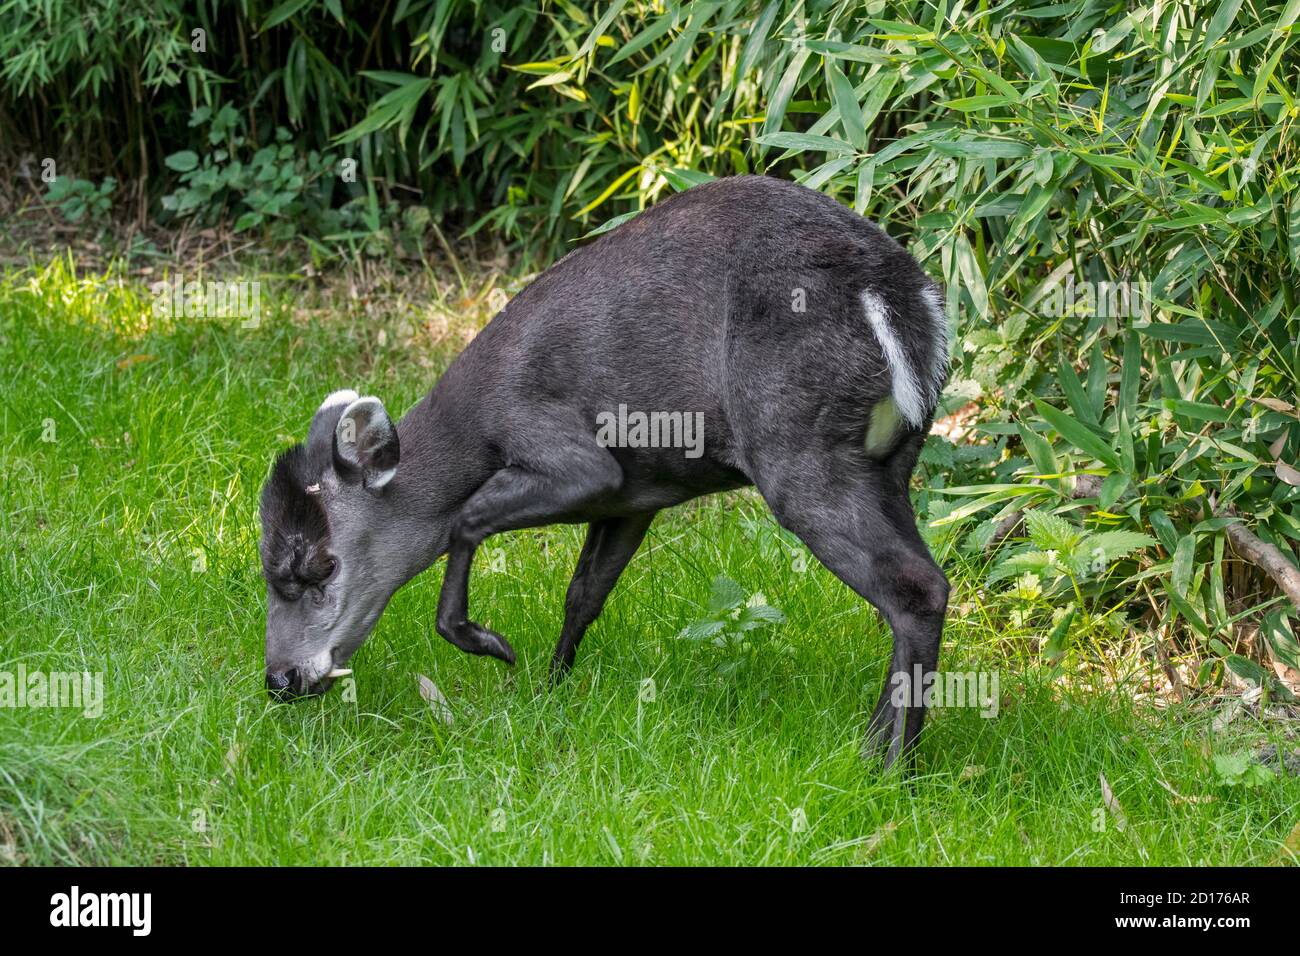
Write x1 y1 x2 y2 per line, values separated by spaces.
1213 751 1277 789
162 107 340 240
982 508 1154 665
677 575 789 677
160 106 433 256
44 176 115 223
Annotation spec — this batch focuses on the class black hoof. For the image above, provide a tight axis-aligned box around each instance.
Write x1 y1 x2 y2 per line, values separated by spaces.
441 620 516 665
863 702 909 770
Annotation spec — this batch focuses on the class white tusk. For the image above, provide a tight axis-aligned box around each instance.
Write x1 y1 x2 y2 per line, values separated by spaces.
326 668 352 678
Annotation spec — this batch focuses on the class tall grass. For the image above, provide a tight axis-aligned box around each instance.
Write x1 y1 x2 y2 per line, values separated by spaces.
2 260 1297 865
4 2 1299 713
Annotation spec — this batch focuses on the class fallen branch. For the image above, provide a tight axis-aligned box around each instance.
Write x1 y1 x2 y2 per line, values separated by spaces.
987 509 1025 551
1217 507 1300 610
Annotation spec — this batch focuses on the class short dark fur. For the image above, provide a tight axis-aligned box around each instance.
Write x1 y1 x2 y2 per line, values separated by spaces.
261 175 951 768
260 446 333 600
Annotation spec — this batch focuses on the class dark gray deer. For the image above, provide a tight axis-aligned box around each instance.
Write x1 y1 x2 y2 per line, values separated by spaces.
259 175 950 766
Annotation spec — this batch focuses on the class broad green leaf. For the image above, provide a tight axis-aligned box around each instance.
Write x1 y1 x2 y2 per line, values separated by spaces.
575 0 628 59
164 151 199 172
1099 473 1129 510
940 94 1018 111
929 486 1053 526
1224 654 1268 685
1262 610 1300 671
1278 0 1300 30
826 60 866 150
735 2 779 79
1034 400 1121 471
580 209 638 239
1024 509 1079 552
707 575 746 614
762 47 811 136
1290 189 1300 270
1086 530 1155 563
988 551 1057 583
1204 0 1245 49
1017 423 1059 480
1043 606 1076 663
660 167 715 191
932 136 1031 159
609 12 675 65
752 132 856 154
1171 534 1196 598
1059 360 1098 428
262 0 313 31
679 619 727 642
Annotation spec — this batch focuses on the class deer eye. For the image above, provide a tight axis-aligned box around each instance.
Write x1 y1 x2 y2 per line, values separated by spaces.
310 560 339 604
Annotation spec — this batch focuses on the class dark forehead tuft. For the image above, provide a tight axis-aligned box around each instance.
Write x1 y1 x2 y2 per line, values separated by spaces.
259 444 331 591
261 444 327 530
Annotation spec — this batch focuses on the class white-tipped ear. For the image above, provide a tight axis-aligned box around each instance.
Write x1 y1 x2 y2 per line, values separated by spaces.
333 396 400 491
306 389 361 454
321 389 359 411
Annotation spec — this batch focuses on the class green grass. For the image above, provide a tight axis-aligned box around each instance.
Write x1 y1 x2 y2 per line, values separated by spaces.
2 258 1297 866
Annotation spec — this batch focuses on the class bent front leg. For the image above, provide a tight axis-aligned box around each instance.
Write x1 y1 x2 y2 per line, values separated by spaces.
436 444 624 665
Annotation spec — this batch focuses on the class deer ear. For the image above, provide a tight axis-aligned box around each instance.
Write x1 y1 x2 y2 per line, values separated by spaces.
307 389 359 454
333 396 400 490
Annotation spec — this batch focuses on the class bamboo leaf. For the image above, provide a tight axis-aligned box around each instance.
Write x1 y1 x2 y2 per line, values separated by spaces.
1034 400 1121 471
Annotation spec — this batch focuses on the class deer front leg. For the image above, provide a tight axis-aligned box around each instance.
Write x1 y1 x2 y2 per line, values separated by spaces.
436 443 624 666
550 512 655 681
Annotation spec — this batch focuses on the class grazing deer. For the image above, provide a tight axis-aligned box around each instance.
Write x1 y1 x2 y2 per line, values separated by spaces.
259 175 950 766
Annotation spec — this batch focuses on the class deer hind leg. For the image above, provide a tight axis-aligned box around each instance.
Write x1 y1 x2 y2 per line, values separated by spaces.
754 441 949 768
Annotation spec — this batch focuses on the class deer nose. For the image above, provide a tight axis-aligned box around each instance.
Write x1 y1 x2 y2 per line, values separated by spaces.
266 667 300 699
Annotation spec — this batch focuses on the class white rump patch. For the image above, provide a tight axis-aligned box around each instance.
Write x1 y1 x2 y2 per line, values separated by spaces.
860 290 926 428
860 286 950 435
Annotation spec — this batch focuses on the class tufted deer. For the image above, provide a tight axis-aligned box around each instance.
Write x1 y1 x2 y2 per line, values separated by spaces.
259 175 951 767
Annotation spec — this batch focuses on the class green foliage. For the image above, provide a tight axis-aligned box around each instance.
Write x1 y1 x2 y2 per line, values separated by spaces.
988 511 1154 587
162 118 343 240
677 575 789 676
1212 752 1275 788
4 0 1300 684
44 176 115 223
